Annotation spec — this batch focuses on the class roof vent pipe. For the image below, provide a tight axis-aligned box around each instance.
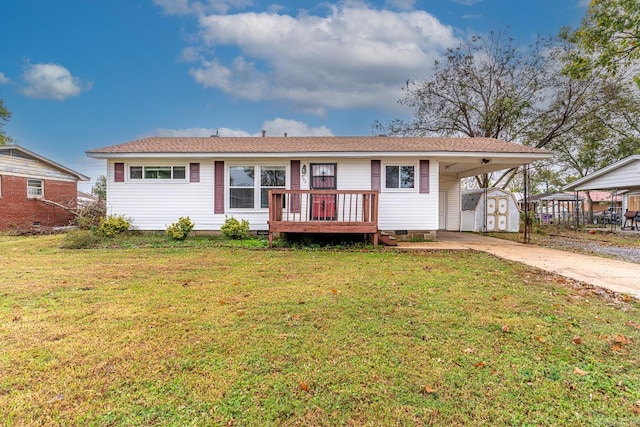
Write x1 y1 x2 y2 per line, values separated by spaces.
284 132 288 137
262 130 266 137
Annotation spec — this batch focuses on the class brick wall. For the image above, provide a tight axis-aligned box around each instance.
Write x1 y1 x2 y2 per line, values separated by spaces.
0 175 78 231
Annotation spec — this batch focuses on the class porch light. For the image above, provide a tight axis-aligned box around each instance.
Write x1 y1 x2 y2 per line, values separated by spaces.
302 164 307 175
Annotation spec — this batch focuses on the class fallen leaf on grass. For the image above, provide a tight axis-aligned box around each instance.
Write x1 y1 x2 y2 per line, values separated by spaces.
501 325 510 333
331 288 338 294
626 321 640 330
572 335 582 345
613 334 632 345
422 386 436 394
632 401 640 414
47 394 64 404
535 336 546 344
299 382 310 392
474 361 486 368
574 367 588 376
219 299 226 305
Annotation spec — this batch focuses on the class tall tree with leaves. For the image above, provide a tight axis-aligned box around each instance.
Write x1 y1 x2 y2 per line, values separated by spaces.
92 175 107 200
0 99 12 145
565 0 640 86
374 30 628 189
551 77 640 211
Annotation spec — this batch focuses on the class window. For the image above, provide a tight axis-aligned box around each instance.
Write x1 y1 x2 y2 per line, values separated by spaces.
229 165 286 209
385 165 415 189
260 166 286 208
229 166 255 209
129 166 186 180
27 179 43 198
629 195 640 211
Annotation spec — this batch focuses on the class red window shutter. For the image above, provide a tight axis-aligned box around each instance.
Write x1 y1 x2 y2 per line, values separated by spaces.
214 161 224 214
190 163 200 182
114 163 124 182
290 160 301 213
371 160 381 191
419 160 430 194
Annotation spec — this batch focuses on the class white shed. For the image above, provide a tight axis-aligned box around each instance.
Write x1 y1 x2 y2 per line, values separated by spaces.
461 188 521 232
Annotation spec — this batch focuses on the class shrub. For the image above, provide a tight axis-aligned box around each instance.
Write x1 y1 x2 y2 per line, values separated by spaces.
75 201 106 230
97 215 130 238
221 216 250 240
60 229 101 249
166 216 195 241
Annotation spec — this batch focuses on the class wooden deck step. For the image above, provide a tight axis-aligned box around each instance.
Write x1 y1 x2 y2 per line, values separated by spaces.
378 232 398 246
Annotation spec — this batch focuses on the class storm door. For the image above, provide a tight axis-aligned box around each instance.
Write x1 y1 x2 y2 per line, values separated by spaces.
310 163 337 220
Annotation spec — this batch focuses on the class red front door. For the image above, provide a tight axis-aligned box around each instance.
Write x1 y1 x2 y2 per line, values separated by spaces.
310 163 337 220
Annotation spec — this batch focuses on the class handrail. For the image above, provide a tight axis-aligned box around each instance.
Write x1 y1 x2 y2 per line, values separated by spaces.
268 189 378 225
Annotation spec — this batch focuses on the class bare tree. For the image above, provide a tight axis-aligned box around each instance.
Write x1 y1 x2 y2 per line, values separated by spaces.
374 31 628 189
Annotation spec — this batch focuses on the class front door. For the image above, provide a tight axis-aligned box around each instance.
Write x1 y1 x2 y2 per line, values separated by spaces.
439 191 447 230
310 163 337 220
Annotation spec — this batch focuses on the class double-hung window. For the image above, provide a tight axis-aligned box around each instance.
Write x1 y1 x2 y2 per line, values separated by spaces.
229 165 286 209
27 179 43 198
129 166 186 180
385 165 415 190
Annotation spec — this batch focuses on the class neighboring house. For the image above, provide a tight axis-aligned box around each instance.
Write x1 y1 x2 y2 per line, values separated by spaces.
77 191 99 208
86 136 551 242
564 155 640 214
580 190 623 213
0 145 90 231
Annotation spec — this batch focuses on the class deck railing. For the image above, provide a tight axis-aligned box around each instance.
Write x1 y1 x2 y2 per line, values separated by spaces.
267 190 379 246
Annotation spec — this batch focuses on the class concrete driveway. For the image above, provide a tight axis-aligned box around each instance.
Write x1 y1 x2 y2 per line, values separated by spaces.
397 232 640 299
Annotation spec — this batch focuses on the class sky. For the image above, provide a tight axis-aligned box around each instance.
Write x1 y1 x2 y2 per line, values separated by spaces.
0 0 588 190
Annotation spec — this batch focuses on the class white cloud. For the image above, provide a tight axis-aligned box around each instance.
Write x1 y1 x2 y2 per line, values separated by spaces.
261 118 333 137
153 0 251 15
462 14 482 19
20 63 90 100
0 72 10 85
185 3 458 115
385 0 418 10
451 0 482 5
140 118 333 138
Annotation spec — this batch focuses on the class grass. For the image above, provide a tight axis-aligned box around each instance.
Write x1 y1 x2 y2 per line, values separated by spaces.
1 234 639 426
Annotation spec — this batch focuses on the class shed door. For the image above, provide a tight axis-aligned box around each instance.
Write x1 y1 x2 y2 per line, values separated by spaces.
486 197 497 231
310 163 337 220
487 197 508 231
497 197 509 231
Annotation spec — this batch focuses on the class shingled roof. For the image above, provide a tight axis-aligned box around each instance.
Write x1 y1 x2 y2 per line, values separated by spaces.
87 136 550 155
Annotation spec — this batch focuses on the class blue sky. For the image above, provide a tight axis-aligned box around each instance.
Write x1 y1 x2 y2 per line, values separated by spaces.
0 0 588 190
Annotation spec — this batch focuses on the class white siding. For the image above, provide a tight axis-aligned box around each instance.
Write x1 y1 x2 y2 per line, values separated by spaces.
0 155 78 182
107 156 442 232
575 160 640 190
377 157 438 231
440 173 461 231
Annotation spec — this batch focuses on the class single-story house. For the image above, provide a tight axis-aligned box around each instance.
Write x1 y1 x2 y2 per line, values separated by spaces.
461 188 520 232
0 145 90 231
86 136 552 244
563 155 640 214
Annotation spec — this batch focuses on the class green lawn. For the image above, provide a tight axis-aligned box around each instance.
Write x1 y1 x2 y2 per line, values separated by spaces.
1 235 639 426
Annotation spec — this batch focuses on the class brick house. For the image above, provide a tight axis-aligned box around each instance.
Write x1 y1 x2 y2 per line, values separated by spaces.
0 145 89 231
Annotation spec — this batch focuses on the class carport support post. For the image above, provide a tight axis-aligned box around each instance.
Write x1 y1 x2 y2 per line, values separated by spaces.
574 190 580 229
523 164 531 244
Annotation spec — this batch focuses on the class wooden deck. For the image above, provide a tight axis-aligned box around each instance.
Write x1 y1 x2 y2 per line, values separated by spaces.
267 190 379 247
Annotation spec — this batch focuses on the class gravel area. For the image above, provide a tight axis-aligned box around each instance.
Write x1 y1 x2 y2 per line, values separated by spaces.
533 233 640 264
